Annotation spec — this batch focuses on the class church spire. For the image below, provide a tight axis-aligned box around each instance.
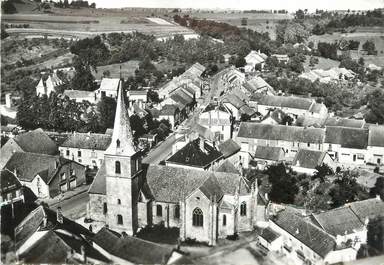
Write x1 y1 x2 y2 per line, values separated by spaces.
105 85 137 156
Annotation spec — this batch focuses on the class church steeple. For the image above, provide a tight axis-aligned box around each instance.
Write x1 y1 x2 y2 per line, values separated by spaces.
105 85 137 157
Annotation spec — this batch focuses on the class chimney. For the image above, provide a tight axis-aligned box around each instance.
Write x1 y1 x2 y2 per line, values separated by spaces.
199 138 205 152
5 93 12 108
57 207 64 224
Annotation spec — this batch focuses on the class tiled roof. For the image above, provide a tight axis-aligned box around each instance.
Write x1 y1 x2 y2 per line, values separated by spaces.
368 125 384 147
239 105 256 116
238 123 325 143
1 169 22 193
222 94 245 109
347 198 384 221
216 160 240 174
99 78 120 92
260 227 281 243
15 206 46 249
325 117 365 128
253 95 313 110
292 149 327 169
245 51 267 64
145 165 245 203
88 162 106 194
311 207 364 236
13 128 58 155
4 152 77 183
60 133 111 150
170 89 193 106
325 126 368 149
243 76 273 93
129 90 147 95
273 209 336 258
92 227 178 264
218 139 241 158
254 146 285 161
166 139 222 168
160 104 179 116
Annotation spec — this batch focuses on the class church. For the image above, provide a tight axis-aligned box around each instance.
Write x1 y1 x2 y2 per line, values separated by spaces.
87 87 267 246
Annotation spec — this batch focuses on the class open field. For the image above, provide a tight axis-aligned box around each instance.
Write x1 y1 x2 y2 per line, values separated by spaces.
308 28 384 66
183 12 293 40
303 56 340 71
93 61 140 80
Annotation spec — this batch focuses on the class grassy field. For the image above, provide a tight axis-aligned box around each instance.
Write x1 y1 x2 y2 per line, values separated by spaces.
93 61 140 80
308 28 384 66
184 12 293 40
303 56 340 71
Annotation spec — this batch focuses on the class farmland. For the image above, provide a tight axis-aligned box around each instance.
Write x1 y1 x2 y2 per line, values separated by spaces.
93 61 140 80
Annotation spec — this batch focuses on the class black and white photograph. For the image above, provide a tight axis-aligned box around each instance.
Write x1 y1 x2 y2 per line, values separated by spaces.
1 0 384 264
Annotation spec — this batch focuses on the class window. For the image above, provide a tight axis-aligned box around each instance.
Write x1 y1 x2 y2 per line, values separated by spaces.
60 172 66 180
117 199 121 205
307 143 310 147
66 150 70 156
240 201 247 216
70 169 74 176
117 214 123 225
78 159 82 163
223 214 227 226
116 139 120 148
115 161 121 174
103 203 107 214
192 208 203 227
78 151 82 157
174 205 180 219
156 205 163 216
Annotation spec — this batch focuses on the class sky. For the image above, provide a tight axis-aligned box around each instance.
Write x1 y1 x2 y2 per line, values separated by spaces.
91 0 384 12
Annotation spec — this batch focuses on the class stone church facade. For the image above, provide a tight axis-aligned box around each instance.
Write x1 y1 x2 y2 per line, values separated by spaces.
87 87 267 245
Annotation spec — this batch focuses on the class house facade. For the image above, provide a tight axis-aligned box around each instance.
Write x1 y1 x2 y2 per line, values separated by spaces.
199 104 232 142
59 132 111 169
36 73 63 96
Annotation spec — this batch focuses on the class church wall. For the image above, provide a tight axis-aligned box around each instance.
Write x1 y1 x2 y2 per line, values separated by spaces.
152 201 181 228
88 193 107 223
237 195 253 232
218 208 235 238
185 189 212 244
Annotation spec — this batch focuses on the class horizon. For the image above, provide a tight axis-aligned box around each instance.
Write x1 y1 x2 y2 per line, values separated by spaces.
90 0 384 12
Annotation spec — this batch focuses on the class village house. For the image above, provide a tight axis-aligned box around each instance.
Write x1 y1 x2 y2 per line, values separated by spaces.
257 227 283 252
251 146 286 170
291 149 336 175
127 90 148 108
0 93 18 119
325 117 366 128
1 128 58 168
36 72 63 96
161 89 195 120
244 50 268 72
324 126 369 166
87 86 267 246
62 90 98 104
366 125 384 165
91 227 190 264
14 206 110 264
271 54 290 64
236 123 325 167
157 105 180 129
222 67 246 88
98 78 121 98
1 123 21 138
165 138 223 171
4 152 86 198
260 109 287 125
199 103 232 142
299 67 355 83
1 169 25 206
267 209 358 265
242 76 275 95
222 94 255 121
59 132 112 169
251 94 321 118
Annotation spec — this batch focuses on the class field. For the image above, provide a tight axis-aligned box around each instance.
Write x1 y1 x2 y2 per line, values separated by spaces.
303 56 340 71
184 11 293 40
93 61 140 80
308 28 384 66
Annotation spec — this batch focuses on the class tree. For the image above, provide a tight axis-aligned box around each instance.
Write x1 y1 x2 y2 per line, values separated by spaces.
312 24 325 35
348 40 360 50
370 177 384 200
1 1 17 14
71 57 95 91
363 40 377 55
235 56 246 68
313 164 333 182
287 55 304 73
265 163 299 204
1 27 9 40
295 9 305 19
97 96 116 132
317 42 338 60
367 216 384 253
365 89 384 124
147 89 160 103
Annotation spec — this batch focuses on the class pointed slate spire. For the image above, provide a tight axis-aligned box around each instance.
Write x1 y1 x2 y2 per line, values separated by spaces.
105 85 137 156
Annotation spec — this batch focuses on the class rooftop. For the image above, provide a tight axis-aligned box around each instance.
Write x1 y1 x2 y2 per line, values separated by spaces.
12 128 58 155
325 126 368 149
1 169 22 193
259 227 281 243
368 125 384 147
218 139 241 158
60 132 111 151
254 146 285 161
252 95 314 111
325 117 365 129
99 78 120 92
292 149 328 169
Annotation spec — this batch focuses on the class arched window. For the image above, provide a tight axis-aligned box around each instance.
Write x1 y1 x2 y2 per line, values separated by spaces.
117 214 123 225
192 208 203 227
156 205 162 216
223 214 227 226
115 161 121 174
116 139 120 148
174 205 180 219
103 203 107 214
117 199 121 205
240 201 247 216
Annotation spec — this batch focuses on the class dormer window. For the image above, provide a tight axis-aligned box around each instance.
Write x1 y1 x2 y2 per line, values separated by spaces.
116 139 120 148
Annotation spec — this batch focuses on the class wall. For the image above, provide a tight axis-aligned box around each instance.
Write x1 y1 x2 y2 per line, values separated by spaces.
59 147 105 169
217 208 235 238
366 146 384 165
223 103 240 121
21 175 50 199
49 162 86 198
88 194 107 223
152 201 181 228
323 248 357 265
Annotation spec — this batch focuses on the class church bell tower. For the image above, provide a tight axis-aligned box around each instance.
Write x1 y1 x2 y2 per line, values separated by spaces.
104 85 142 235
